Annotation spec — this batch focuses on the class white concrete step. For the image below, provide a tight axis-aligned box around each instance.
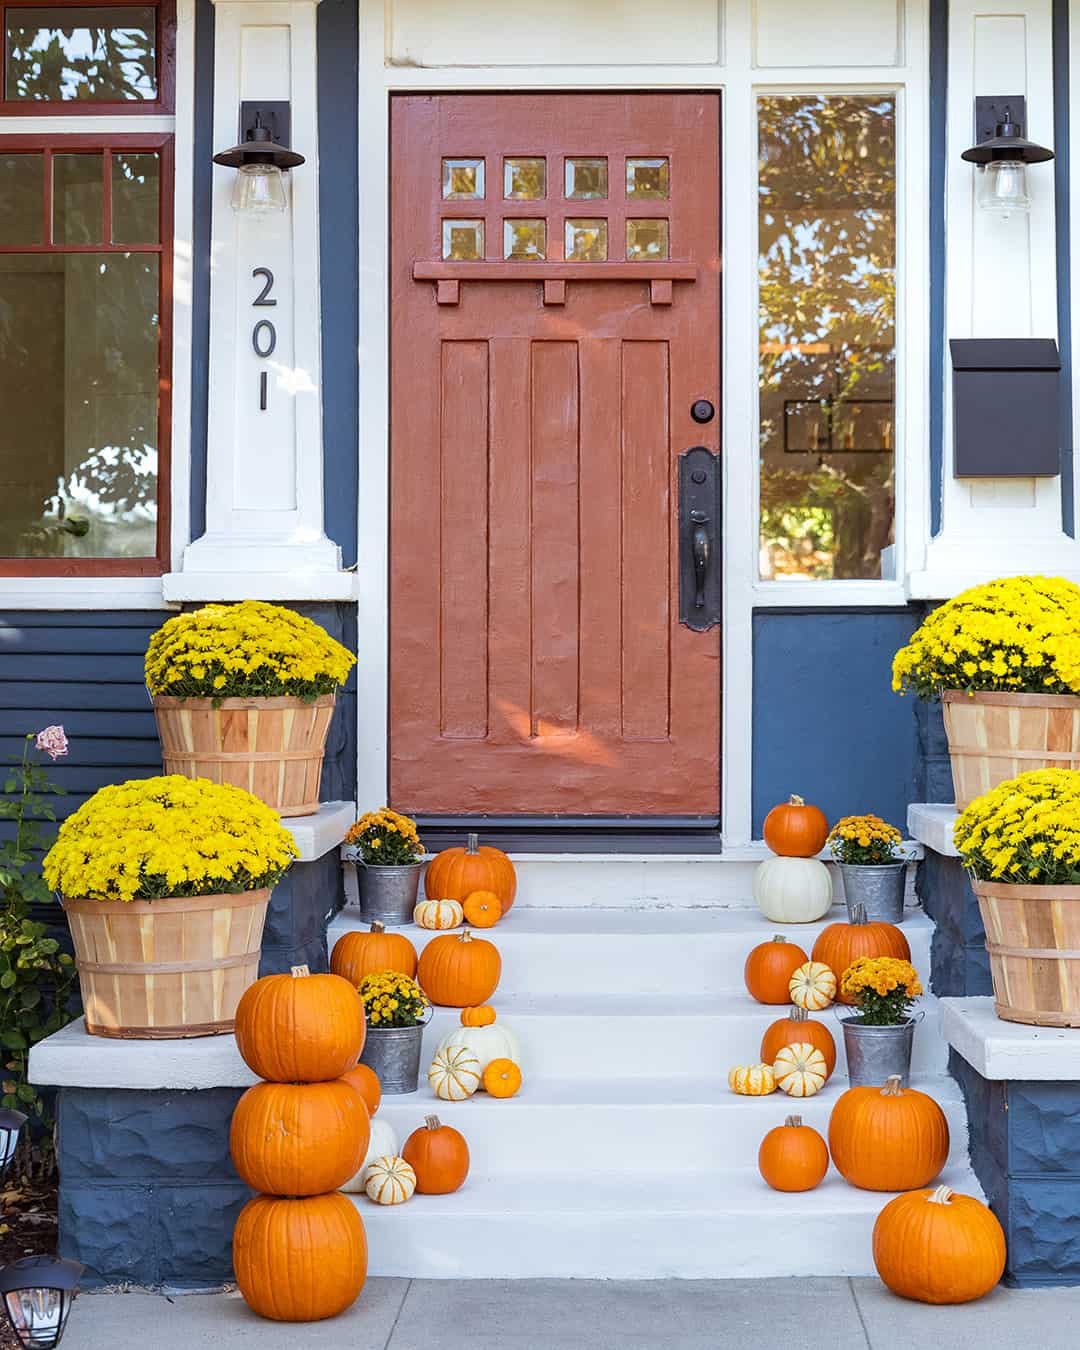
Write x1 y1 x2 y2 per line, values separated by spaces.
376 1074 971 1176
354 1160 981 1279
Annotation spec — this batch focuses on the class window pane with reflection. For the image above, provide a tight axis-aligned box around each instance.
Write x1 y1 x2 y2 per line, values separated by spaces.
4 6 157 101
758 94 896 580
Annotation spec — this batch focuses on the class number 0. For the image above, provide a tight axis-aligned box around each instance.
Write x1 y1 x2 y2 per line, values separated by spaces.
252 320 277 358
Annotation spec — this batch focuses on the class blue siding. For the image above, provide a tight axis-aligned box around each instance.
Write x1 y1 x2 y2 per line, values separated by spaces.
751 609 922 836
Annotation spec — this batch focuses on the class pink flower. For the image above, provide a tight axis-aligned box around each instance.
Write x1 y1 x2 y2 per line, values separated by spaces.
35 725 69 761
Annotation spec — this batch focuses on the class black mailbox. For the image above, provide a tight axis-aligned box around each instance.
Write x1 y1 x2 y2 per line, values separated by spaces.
950 338 1061 477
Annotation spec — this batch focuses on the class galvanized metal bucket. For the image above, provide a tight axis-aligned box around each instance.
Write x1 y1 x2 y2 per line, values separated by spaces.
359 1022 428 1094
840 1016 916 1088
839 862 907 924
358 861 424 926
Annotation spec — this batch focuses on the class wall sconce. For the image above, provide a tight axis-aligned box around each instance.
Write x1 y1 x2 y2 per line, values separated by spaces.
0 1110 25 1178
961 97 1053 218
213 102 305 215
0 1258 83 1350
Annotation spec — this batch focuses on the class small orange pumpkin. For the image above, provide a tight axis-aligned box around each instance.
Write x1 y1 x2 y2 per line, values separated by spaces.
463 890 501 928
812 904 910 1004
342 1062 381 1117
873 1184 1006 1304
401 1113 470 1194
331 922 417 984
460 1005 497 1027
417 928 501 1007
234 967 365 1083
229 1079 369 1196
763 794 829 858
828 1074 950 1192
425 833 517 914
744 935 809 1005
758 1114 829 1192
483 1057 522 1097
760 1007 836 1080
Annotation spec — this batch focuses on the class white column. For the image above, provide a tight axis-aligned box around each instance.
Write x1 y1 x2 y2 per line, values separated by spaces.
910 0 1077 598
165 0 353 602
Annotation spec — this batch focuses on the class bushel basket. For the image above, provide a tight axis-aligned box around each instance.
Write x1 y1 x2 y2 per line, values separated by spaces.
942 690 1080 810
974 878 1080 1027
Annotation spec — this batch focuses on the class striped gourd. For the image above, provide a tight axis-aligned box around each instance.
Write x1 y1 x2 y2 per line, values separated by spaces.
364 1155 416 1205
789 961 837 1012
414 898 464 930
773 1042 828 1098
428 1044 481 1101
727 1063 776 1096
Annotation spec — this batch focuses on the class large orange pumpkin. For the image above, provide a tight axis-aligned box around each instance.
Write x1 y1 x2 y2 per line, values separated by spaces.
760 1006 837 1080
828 1074 949 1192
763 794 829 858
417 928 501 1007
232 1192 367 1322
812 906 910 1003
331 922 417 984
744 935 809 1005
341 1062 381 1117
758 1114 829 1192
234 968 365 1083
401 1113 470 1194
229 1079 370 1195
873 1184 1006 1304
425 833 517 914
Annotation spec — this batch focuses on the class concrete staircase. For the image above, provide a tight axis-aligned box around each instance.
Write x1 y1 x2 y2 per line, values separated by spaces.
330 862 982 1278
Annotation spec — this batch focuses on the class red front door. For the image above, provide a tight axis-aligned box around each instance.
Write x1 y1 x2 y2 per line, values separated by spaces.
390 93 721 817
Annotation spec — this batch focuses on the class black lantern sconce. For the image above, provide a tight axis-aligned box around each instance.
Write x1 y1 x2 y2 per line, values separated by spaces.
213 101 305 215
0 1109 26 1179
0 1257 83 1350
961 97 1054 218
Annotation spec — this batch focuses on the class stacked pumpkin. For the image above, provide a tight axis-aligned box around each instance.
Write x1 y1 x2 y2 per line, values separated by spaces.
229 967 370 1323
753 794 833 924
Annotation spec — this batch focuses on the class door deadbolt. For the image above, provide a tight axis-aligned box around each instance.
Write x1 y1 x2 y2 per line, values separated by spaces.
691 399 715 424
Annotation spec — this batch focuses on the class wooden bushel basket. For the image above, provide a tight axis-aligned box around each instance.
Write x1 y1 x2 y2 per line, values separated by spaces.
63 889 270 1039
974 878 1080 1027
152 694 335 817
942 690 1080 810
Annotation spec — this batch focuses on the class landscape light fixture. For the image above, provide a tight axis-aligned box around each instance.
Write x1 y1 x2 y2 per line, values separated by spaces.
0 1257 83 1350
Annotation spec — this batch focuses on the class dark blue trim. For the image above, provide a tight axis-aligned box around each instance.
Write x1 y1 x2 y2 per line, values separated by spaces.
1055 0 1074 534
317 0 359 566
189 0 214 540
929 0 948 536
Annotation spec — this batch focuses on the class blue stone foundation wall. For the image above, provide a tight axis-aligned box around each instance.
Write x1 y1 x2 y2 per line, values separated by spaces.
57 1087 249 1289
950 1049 1080 1286
918 850 992 997
260 851 341 974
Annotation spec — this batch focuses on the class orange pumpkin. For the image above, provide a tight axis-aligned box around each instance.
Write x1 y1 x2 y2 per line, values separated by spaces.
232 1192 367 1322
401 1113 470 1194
234 968 365 1083
873 1184 1006 1304
331 922 417 984
417 928 501 1007
342 1062 381 1117
229 1079 369 1196
760 1007 837 1081
463 890 501 928
828 1074 949 1192
812 906 910 1004
483 1057 522 1097
425 833 517 914
744 935 809 1005
460 1005 496 1027
758 1114 829 1192
763 794 829 858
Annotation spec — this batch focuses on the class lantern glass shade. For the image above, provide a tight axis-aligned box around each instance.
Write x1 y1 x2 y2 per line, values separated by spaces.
977 159 1032 215
0 1259 82 1350
231 162 288 214
0 1109 26 1175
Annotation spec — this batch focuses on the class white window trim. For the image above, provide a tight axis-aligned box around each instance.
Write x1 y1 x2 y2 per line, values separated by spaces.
0 0 195 612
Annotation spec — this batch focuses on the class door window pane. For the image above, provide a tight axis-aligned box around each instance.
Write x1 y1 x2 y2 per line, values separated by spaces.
442 158 483 200
626 218 669 260
758 94 896 580
442 219 484 260
53 153 103 244
565 218 607 261
0 253 159 557
503 157 545 200
504 218 545 260
0 153 43 244
111 151 159 243
4 6 157 102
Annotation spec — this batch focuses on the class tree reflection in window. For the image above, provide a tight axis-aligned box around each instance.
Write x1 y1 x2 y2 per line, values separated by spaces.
5 6 156 102
758 94 896 580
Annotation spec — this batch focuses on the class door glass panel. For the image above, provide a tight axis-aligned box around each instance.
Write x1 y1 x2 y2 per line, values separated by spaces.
504 218 546 260
53 153 103 244
0 253 159 557
626 218 669 260
565 218 607 261
442 157 484 200
442 218 484 260
626 157 669 199
757 94 897 580
4 6 157 102
565 157 607 200
111 151 159 243
0 153 43 245
503 157 545 200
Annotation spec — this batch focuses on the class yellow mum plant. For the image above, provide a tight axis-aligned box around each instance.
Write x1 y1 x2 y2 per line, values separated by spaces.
954 768 1080 885
43 776 298 902
840 957 922 1025
358 970 430 1028
345 808 423 865
828 814 903 866
145 600 356 702
892 575 1080 700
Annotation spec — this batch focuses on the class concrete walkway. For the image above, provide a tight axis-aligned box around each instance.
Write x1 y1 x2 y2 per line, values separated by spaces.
68 1277 1080 1349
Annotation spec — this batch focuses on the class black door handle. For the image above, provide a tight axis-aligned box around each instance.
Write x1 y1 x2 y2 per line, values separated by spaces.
678 446 721 631
691 511 710 609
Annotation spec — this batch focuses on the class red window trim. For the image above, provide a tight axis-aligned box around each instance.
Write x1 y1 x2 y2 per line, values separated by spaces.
0 0 176 116
0 130 174 577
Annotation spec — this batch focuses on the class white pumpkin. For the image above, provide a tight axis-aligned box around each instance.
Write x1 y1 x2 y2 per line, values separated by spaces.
340 1116 400 1194
752 856 833 924
414 898 464 930
364 1154 416 1206
436 1022 523 1077
428 1044 481 1100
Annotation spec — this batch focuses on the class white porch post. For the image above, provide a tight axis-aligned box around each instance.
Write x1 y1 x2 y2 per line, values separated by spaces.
165 0 353 602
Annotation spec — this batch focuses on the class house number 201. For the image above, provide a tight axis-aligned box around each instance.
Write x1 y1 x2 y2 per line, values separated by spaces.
251 267 277 411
